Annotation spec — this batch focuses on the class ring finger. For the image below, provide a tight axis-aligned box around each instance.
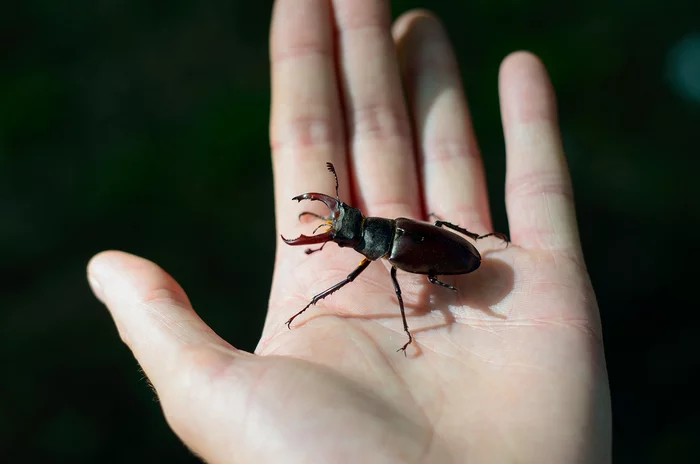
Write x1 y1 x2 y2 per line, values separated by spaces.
393 10 493 232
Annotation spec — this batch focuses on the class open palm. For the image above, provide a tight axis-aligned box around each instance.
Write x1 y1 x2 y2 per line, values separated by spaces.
88 2 611 463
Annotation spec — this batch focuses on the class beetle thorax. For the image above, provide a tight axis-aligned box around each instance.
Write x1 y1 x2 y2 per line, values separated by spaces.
354 216 395 261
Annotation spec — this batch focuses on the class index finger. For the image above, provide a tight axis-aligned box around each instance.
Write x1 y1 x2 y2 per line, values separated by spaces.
269 0 349 232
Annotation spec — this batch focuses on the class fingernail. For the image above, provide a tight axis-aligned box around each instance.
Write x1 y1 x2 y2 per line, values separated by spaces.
88 273 105 303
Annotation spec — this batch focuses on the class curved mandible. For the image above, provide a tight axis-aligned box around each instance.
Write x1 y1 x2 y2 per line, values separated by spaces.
291 192 340 214
282 192 342 246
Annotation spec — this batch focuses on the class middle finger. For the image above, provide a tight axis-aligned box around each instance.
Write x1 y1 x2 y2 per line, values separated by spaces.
333 0 421 219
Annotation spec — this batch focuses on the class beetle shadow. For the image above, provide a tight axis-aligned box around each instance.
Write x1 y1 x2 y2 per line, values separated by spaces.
412 255 513 331
334 255 514 350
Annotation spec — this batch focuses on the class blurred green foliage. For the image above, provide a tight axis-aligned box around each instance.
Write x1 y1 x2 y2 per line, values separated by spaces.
1 0 698 462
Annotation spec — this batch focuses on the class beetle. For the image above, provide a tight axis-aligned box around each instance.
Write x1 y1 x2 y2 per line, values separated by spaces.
281 162 508 354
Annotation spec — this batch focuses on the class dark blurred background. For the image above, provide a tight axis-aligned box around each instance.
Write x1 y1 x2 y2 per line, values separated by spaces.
1 0 698 462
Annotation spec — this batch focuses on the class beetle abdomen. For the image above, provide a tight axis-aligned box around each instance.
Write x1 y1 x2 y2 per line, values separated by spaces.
388 218 481 275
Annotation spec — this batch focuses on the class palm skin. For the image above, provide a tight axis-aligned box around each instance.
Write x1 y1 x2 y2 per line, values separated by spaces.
259 219 606 463
87 2 611 463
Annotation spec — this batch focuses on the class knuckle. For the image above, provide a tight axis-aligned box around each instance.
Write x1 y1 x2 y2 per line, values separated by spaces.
506 170 574 201
422 138 479 165
140 286 190 309
349 103 410 142
270 115 341 153
271 40 332 63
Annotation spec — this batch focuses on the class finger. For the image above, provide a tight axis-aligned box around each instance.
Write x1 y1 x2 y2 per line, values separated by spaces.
86 251 239 392
332 0 421 218
270 0 349 232
393 10 492 231
499 51 583 258
88 251 267 462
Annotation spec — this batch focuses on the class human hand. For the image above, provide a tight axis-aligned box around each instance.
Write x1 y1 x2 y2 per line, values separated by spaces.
87 2 611 463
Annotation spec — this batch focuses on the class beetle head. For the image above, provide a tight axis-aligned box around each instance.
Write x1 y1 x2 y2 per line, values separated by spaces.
281 192 364 249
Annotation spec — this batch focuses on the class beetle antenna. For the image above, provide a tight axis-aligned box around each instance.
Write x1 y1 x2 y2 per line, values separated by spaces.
326 162 339 199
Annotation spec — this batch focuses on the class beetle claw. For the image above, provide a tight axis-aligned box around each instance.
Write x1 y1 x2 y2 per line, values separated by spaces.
396 337 412 355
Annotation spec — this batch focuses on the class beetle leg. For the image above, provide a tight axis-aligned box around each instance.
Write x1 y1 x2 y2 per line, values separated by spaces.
304 242 329 255
428 275 457 291
434 220 509 247
286 258 371 329
311 221 332 235
434 220 479 239
390 266 413 356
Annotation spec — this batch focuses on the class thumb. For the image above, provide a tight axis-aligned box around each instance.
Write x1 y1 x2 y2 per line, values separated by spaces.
87 251 238 384
87 251 255 459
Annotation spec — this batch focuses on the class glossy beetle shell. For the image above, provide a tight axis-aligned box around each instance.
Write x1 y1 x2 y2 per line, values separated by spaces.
388 218 481 275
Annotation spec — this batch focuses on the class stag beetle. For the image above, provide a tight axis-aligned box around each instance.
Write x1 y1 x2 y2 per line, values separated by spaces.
281 162 508 354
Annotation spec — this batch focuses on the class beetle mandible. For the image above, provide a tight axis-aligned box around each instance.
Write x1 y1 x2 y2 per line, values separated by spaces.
281 162 508 354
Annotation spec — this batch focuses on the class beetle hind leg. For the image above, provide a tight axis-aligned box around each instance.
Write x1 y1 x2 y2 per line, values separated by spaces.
428 275 457 291
390 266 413 356
434 220 509 247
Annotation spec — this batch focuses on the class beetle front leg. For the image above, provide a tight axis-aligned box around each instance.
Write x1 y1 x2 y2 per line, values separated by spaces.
286 258 371 329
434 220 509 246
304 242 329 255
390 266 413 355
428 275 457 291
